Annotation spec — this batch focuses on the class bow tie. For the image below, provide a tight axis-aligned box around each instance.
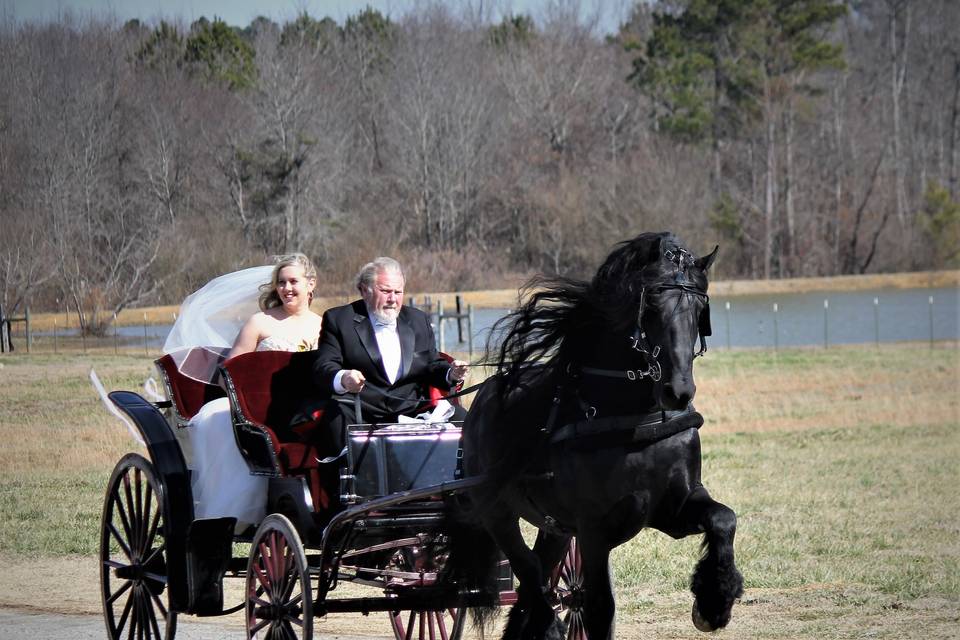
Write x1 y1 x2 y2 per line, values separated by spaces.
374 319 397 329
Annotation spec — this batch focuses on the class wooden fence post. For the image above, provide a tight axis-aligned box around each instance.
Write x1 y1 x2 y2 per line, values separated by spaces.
437 299 445 353
455 295 464 343
467 304 474 359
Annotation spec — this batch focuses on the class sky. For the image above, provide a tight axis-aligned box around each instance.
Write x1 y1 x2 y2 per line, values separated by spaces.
1 0 630 33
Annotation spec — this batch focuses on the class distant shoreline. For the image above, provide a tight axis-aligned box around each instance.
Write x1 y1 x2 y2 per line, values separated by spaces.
26 269 960 331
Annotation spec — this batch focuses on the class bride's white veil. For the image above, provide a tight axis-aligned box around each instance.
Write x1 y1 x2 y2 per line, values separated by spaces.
163 265 273 381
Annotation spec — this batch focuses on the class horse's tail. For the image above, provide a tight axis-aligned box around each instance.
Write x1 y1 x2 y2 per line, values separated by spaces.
444 511 502 634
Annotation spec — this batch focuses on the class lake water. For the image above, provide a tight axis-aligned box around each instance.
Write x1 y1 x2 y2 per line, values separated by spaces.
438 286 959 352
43 286 959 352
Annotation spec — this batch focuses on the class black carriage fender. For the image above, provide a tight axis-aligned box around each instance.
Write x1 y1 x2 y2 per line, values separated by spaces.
108 390 195 612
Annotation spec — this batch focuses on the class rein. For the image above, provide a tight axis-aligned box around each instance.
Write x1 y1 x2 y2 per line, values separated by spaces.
348 379 483 425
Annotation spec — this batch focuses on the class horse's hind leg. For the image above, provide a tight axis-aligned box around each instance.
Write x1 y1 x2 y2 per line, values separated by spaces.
486 516 560 640
672 486 744 632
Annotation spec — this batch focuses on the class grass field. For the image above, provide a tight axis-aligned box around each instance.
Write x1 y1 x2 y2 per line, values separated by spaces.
0 344 958 638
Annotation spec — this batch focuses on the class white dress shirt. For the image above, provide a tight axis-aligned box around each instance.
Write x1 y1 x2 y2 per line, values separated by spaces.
333 314 402 393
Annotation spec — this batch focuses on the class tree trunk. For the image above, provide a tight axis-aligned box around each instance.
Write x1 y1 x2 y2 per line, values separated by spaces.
784 91 797 276
950 56 959 199
831 81 845 274
763 76 776 280
889 0 910 225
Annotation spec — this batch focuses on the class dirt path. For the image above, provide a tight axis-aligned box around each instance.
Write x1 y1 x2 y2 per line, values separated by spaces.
2 554 957 639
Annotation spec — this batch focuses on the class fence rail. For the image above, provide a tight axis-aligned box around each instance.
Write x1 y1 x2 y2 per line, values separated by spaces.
2 289 956 357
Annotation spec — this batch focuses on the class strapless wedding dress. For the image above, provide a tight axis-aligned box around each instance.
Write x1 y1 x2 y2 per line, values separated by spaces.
188 338 312 531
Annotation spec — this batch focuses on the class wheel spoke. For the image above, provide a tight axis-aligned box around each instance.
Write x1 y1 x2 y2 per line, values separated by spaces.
270 533 289 599
115 584 135 637
405 611 416 640
122 474 139 558
144 503 162 554
251 596 272 608
108 522 135 561
280 562 299 603
249 617 271 635
126 586 138 640
259 540 276 589
286 592 303 609
437 611 449 640
149 586 170 619
134 469 144 555
140 541 167 568
145 589 162 640
254 554 273 594
276 539 292 604
138 587 150 640
106 577 133 606
142 481 154 555
112 491 135 555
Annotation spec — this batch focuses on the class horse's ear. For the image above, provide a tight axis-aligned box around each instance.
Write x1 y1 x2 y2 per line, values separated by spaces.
648 236 663 262
696 245 719 271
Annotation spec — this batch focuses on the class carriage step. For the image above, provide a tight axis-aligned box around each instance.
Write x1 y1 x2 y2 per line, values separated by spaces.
186 517 235 616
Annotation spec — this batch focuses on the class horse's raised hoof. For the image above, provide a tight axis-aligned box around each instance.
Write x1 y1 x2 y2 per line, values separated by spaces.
544 614 567 640
502 604 529 640
692 602 715 633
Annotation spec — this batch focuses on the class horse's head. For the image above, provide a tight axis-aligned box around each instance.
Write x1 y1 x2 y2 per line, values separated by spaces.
594 232 717 411
638 236 717 409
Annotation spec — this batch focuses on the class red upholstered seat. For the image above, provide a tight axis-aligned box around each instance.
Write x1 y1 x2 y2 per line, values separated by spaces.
155 348 228 427
220 350 333 513
426 352 463 409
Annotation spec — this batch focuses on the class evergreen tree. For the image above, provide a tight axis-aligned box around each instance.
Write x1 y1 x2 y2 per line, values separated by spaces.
184 18 257 90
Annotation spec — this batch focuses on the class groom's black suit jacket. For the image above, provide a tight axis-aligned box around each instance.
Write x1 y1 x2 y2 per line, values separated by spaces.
313 300 454 423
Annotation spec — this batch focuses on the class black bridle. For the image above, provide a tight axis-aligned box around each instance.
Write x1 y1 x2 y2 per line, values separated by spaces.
580 281 711 388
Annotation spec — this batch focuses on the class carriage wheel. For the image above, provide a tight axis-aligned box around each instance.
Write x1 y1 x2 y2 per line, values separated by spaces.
246 514 313 640
389 608 466 640
550 537 586 640
100 453 177 640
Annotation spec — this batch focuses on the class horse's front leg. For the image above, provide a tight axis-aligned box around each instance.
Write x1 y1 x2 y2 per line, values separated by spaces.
668 486 744 632
575 530 616 640
484 515 560 640
532 529 572 588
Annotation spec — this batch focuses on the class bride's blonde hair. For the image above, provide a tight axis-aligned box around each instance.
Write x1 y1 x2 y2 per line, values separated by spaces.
259 253 318 311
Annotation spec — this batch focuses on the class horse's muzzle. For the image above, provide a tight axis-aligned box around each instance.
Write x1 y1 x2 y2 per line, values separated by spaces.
661 379 696 410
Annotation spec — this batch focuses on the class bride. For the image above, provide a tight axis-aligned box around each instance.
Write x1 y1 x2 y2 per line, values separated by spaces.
168 253 322 531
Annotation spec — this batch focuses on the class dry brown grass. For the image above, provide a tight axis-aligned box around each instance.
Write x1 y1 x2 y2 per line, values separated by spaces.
0 355 150 475
694 343 960 433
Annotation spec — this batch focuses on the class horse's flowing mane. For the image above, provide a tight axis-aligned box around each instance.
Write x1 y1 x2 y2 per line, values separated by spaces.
488 232 695 390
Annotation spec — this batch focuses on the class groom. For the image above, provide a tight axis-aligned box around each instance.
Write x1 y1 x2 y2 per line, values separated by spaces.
312 257 468 451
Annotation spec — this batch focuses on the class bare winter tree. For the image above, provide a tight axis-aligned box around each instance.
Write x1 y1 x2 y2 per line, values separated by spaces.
386 7 501 250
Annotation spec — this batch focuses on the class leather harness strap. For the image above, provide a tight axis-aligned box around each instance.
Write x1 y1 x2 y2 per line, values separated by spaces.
549 406 703 450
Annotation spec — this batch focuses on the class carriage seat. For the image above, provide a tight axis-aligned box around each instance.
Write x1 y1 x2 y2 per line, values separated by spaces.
155 348 229 427
219 350 334 514
426 352 463 409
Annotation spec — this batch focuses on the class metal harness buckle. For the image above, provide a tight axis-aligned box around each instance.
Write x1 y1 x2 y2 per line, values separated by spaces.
627 370 637 381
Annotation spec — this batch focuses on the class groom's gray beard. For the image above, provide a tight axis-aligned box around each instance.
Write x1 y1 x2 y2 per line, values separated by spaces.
369 307 399 325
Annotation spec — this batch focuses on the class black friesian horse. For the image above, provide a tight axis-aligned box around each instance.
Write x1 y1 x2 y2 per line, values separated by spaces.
450 232 743 640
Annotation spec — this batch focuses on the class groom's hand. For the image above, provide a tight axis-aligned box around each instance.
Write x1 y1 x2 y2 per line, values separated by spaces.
342 370 366 393
449 360 469 384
